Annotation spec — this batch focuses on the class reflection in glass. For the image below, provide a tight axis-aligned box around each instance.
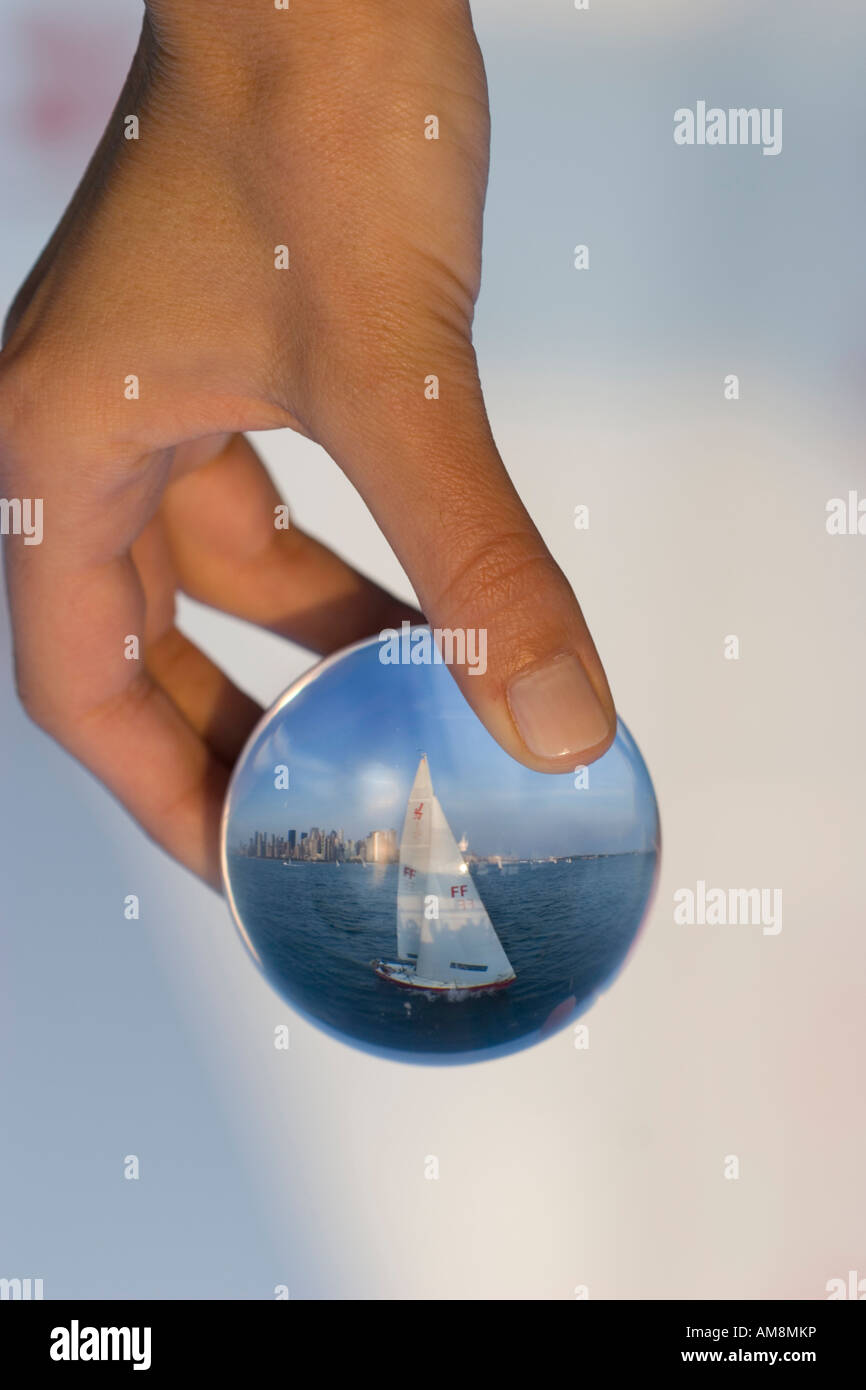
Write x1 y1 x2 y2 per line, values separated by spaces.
221 632 660 1062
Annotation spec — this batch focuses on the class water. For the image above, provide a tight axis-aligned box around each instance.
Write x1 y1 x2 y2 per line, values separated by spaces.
228 851 657 1059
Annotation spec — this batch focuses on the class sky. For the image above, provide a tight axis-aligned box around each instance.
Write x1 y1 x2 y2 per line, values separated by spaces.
226 633 659 859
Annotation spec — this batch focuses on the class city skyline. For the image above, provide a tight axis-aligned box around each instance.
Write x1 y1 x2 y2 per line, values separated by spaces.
235 819 653 867
238 824 399 864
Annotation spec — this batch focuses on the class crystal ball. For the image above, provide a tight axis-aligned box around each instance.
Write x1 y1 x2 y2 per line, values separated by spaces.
221 631 660 1062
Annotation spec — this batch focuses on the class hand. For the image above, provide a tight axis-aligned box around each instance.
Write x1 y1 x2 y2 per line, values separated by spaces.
0 0 615 886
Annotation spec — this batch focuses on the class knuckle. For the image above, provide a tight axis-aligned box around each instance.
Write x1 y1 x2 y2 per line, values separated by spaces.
434 530 564 622
0 361 26 477
0 350 54 476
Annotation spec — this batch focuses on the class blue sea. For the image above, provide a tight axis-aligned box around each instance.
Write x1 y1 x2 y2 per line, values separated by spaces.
227 852 657 1059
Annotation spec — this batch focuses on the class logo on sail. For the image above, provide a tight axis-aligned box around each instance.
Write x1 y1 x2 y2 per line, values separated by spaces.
373 755 516 994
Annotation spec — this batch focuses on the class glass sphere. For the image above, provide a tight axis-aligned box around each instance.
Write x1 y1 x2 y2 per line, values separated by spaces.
221 631 660 1062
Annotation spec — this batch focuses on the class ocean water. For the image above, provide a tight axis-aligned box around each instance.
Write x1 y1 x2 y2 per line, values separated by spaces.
227 852 657 1059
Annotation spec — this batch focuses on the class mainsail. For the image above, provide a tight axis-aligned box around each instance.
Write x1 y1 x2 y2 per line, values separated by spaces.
378 755 516 992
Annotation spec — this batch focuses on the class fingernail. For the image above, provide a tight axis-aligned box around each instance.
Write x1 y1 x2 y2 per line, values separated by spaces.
507 653 612 759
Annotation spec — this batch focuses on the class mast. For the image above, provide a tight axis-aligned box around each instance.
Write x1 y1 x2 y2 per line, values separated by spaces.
396 754 433 962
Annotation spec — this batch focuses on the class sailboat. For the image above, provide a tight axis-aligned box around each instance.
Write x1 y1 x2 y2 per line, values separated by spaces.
373 755 516 993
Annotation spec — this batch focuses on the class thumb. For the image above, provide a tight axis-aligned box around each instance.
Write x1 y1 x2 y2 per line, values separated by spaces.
318 348 616 772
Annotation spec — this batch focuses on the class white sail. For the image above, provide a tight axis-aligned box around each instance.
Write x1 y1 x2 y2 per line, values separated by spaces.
392 755 515 990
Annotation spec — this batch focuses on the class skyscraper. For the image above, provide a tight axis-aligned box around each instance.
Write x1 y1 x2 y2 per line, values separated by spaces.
365 829 398 864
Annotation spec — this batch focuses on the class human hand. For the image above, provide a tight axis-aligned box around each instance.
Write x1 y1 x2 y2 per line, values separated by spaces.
0 0 615 886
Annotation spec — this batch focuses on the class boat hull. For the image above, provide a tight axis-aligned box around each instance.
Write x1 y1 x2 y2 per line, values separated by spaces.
373 960 515 993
